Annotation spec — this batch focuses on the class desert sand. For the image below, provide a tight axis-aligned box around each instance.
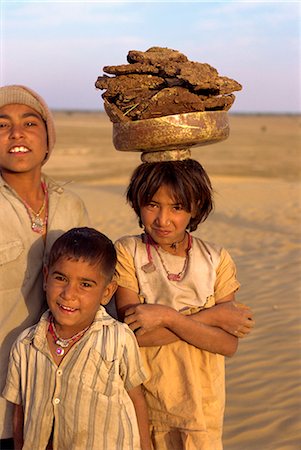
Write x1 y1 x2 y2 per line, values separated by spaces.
44 112 301 450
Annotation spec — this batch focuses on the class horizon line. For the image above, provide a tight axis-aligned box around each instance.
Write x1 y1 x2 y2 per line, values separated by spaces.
50 109 301 116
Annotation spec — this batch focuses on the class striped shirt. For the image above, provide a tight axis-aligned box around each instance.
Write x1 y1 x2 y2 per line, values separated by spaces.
3 307 147 450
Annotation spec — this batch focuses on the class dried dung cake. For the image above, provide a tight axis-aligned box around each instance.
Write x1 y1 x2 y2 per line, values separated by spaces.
95 47 242 122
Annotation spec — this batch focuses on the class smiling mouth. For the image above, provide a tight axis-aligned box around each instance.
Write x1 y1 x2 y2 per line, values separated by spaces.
58 303 77 313
153 229 171 235
9 146 30 154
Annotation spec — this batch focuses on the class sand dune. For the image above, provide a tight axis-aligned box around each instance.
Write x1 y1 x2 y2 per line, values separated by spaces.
44 112 301 450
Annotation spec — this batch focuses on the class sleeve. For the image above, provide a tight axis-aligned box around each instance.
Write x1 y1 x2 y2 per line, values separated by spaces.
114 239 139 294
62 188 90 227
214 248 240 302
119 326 148 392
2 341 22 405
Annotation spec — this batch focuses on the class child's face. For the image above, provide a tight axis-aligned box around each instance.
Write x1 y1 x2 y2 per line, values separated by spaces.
140 184 195 250
44 256 116 335
0 104 48 176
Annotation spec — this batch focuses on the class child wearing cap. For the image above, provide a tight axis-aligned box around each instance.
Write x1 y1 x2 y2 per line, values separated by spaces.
0 85 89 448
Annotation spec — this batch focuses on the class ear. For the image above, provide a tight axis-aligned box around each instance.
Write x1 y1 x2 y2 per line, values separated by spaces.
100 280 118 306
43 265 49 291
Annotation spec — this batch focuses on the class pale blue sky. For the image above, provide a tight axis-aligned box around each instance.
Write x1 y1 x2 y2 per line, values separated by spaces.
0 1 300 113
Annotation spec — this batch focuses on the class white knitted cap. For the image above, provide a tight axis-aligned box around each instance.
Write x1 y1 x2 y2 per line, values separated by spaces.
0 85 56 163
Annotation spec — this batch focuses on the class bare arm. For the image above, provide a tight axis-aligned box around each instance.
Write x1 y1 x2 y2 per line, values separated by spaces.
117 285 254 339
128 385 152 450
191 293 255 338
115 287 238 356
125 302 238 356
115 286 180 346
13 403 24 450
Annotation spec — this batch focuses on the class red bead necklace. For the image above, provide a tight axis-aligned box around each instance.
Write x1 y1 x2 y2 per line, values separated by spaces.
141 232 192 281
48 315 90 357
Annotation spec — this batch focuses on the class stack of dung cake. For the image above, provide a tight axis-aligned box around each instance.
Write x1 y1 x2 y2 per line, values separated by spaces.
95 47 242 162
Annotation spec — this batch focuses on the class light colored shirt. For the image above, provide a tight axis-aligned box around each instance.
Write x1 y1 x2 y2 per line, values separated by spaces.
114 234 240 449
115 234 240 309
0 174 89 438
3 307 147 450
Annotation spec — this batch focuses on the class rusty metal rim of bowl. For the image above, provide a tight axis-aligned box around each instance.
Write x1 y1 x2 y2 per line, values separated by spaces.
112 110 230 153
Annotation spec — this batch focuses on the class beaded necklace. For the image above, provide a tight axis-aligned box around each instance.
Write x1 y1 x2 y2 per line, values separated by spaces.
48 315 90 357
141 233 192 281
21 181 48 234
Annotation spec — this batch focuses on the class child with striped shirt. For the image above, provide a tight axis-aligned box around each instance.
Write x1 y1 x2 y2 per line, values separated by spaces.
3 227 151 450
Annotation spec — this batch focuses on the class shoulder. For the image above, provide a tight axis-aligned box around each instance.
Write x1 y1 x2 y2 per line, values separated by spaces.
99 307 133 336
0 175 7 193
44 175 85 205
115 234 143 253
93 307 138 357
192 236 237 272
115 234 142 246
44 175 89 227
112 320 141 355
192 235 221 252
214 245 238 274
192 236 223 262
12 324 38 350
19 311 49 342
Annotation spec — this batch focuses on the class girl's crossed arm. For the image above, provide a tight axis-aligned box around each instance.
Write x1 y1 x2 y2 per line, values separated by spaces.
190 293 255 338
116 287 241 356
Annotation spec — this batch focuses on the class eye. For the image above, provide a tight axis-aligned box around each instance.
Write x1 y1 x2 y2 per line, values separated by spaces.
25 121 38 127
146 202 158 209
0 122 8 128
81 282 93 288
53 274 66 282
173 204 184 212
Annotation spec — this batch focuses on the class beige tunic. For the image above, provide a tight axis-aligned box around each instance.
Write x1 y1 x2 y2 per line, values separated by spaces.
0 174 89 438
115 234 240 449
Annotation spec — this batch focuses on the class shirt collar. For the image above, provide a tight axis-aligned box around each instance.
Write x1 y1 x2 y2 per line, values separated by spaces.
0 173 65 194
30 307 116 348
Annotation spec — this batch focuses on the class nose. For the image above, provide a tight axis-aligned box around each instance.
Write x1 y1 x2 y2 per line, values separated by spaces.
10 124 24 139
61 283 78 301
155 208 170 227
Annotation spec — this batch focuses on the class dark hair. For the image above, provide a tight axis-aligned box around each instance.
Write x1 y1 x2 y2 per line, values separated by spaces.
126 159 213 232
48 227 117 281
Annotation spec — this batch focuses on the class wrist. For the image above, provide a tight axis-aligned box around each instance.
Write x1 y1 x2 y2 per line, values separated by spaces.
163 307 179 328
199 307 221 328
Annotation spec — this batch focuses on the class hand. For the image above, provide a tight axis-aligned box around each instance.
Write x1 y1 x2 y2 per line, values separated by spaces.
124 304 175 335
214 301 255 338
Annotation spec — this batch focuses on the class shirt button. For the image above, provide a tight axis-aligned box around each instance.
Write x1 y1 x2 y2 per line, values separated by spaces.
53 398 60 405
57 369 62 376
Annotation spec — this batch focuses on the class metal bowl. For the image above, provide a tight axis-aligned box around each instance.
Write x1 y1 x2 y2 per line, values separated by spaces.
112 111 229 153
